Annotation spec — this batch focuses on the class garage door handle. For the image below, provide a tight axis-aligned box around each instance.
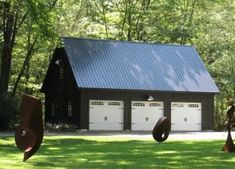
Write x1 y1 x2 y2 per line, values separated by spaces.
118 122 123 124
197 123 201 125
89 122 94 124
171 123 175 125
131 123 135 124
104 116 108 121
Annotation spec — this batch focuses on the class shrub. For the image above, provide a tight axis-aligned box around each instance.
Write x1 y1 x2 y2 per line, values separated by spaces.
0 96 19 130
45 123 78 132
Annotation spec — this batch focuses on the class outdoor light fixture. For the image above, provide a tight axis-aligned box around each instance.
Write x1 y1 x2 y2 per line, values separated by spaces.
147 95 154 101
55 59 61 65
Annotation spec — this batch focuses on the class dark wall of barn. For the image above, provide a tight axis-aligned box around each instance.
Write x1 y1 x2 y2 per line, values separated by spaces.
79 89 215 131
42 48 79 126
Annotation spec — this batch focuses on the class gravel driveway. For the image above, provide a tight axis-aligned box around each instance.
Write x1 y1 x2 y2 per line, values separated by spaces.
1 130 233 140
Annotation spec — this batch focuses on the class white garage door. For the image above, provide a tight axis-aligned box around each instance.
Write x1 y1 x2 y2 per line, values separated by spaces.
89 100 124 130
131 101 164 131
171 102 202 131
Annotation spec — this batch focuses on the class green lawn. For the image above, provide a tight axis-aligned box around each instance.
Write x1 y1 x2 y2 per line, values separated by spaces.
0 136 235 169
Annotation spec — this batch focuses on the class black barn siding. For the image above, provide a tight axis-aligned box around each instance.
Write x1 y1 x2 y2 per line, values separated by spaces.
43 48 79 126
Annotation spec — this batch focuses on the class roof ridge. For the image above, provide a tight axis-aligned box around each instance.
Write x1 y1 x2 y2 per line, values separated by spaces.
62 37 193 48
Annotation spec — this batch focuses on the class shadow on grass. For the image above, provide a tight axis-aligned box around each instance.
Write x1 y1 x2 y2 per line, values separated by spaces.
1 136 235 169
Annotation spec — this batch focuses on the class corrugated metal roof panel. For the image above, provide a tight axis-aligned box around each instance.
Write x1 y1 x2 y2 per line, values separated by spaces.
62 37 219 93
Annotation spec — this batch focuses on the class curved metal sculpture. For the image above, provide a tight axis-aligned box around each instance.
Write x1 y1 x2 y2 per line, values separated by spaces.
152 116 171 143
223 98 235 152
15 94 44 161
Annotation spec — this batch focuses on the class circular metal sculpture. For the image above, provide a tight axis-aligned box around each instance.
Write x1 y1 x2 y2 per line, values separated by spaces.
152 116 171 143
15 94 44 161
223 98 235 152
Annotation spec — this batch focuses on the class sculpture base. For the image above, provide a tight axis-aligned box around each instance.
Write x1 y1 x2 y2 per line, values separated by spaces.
222 131 235 153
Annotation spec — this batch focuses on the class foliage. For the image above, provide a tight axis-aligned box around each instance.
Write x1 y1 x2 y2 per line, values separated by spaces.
0 95 18 130
1 0 235 129
1 136 235 169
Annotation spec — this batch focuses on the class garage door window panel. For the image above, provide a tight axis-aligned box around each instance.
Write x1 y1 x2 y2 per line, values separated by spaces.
133 102 145 107
149 103 162 107
108 102 121 106
91 101 104 106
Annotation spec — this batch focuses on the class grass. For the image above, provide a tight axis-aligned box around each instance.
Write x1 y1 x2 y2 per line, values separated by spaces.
0 136 235 169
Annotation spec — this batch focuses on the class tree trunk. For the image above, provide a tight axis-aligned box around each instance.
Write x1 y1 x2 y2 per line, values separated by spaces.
11 37 38 97
93 0 109 38
127 0 132 41
119 1 128 40
0 3 15 102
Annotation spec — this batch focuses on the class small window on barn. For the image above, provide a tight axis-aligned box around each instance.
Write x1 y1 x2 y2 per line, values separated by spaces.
91 101 104 106
172 103 184 108
188 104 199 108
133 102 145 107
108 102 121 106
60 65 64 80
51 103 57 117
149 103 161 107
68 101 72 117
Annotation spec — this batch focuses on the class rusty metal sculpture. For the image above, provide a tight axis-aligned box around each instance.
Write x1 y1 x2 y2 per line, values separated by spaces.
15 94 44 161
223 98 235 152
152 116 171 143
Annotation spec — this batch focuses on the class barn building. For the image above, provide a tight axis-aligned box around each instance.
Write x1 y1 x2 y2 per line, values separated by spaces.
41 37 219 131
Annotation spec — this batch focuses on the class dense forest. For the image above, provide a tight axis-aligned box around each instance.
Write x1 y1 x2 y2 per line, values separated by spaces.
0 0 234 130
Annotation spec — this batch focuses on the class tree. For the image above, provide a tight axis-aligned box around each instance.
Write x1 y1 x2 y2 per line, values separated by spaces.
0 0 58 100
0 1 19 102
10 0 58 97
0 0 58 130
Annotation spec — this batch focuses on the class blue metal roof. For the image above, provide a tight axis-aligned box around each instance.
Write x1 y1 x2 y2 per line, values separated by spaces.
62 37 219 93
